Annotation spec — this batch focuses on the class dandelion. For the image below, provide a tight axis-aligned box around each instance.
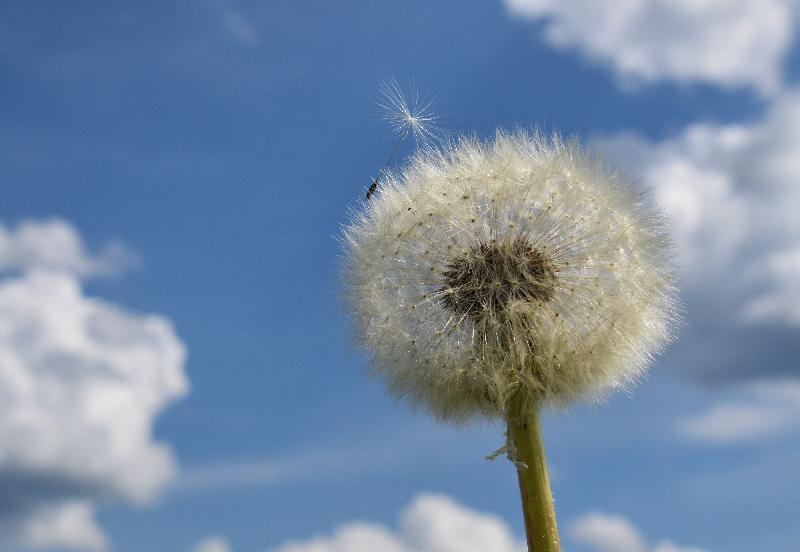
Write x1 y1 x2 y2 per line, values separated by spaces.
344 130 678 551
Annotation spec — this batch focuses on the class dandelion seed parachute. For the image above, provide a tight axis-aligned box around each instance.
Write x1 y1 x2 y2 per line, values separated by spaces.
377 80 443 149
344 131 678 422
367 81 444 200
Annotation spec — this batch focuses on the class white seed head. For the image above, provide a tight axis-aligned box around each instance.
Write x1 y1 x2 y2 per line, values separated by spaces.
344 131 679 422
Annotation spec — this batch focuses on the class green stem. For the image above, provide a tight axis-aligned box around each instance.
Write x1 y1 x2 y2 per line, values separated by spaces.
507 401 560 552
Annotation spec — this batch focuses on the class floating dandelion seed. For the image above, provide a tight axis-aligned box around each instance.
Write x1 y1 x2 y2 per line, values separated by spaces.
367 81 444 200
377 79 442 149
343 128 679 552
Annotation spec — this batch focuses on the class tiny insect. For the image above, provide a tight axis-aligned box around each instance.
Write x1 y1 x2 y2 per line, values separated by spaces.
366 177 379 201
366 80 442 201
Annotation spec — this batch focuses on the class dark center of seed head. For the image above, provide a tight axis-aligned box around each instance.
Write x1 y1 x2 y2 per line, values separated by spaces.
440 240 557 320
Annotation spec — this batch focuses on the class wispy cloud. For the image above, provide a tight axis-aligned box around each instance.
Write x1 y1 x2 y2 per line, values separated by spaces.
212 0 260 47
677 381 800 443
193 536 232 552
175 437 428 494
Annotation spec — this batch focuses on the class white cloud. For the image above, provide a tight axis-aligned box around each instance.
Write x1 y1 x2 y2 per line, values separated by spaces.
15 501 107 552
267 496 708 552
571 513 646 552
268 494 525 552
504 0 793 94
272 524 408 552
193 536 233 552
597 92 800 328
677 403 788 442
0 219 136 277
570 512 709 552
677 381 800 443
0 219 188 551
400 494 525 552
0 270 187 500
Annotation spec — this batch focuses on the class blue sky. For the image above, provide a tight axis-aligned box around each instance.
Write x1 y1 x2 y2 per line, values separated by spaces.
1 2 799 552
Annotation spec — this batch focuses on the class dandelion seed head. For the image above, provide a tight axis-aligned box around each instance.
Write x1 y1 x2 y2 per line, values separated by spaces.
344 131 679 422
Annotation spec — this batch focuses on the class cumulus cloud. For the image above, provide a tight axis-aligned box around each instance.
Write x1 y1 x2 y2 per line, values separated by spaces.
12 501 107 552
677 380 800 443
193 536 233 552
504 0 793 94
570 512 709 552
0 219 137 277
595 91 800 381
268 494 525 552
0 219 188 550
272 524 408 552
571 513 647 552
265 495 708 552
400 494 525 552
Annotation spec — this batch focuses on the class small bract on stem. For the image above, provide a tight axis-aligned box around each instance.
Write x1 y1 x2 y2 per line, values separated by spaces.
345 88 677 552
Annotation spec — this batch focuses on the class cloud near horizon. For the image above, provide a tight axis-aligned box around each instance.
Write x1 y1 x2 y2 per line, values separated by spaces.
570 512 709 552
190 494 706 552
268 494 525 552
